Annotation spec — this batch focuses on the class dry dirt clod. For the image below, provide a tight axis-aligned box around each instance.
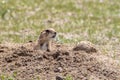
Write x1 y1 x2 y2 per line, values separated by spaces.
56 76 64 80
5 56 14 63
52 51 60 59
54 67 63 73
13 46 33 57
73 41 97 53
0 49 4 52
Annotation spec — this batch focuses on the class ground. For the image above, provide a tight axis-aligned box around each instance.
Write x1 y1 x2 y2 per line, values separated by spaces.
0 42 120 80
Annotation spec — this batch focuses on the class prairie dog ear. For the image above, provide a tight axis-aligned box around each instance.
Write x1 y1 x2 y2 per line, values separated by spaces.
39 30 46 38
41 30 46 34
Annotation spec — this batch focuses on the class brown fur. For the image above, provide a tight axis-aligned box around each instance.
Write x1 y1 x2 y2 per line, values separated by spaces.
34 28 57 51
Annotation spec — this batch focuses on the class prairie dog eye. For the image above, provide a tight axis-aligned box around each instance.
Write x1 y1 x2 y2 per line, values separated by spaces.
45 30 50 33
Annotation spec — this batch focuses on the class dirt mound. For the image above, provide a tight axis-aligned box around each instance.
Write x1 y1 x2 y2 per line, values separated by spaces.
0 42 120 80
73 41 97 53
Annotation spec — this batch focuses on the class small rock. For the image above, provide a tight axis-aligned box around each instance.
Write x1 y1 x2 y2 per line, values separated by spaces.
54 67 63 72
56 76 64 80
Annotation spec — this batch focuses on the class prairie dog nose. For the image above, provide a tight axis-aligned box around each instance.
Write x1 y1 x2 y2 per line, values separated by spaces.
52 32 57 38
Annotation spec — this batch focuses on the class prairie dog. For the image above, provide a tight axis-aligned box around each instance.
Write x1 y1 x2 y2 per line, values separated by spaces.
34 28 57 51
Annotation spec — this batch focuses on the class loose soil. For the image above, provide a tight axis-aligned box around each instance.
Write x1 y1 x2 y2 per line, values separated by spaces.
0 42 120 80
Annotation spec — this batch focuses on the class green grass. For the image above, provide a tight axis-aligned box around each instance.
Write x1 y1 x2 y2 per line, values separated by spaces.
0 0 120 57
65 75 73 80
0 72 17 80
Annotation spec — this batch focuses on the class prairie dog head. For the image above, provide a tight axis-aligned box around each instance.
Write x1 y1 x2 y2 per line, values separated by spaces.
34 28 57 51
40 28 57 40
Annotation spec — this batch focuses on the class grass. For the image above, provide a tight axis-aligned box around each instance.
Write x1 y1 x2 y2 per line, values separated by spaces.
0 0 120 43
0 72 17 80
65 75 73 80
0 0 120 79
0 73 72 80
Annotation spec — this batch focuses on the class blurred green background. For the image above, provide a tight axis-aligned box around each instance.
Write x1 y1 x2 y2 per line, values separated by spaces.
0 0 120 58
